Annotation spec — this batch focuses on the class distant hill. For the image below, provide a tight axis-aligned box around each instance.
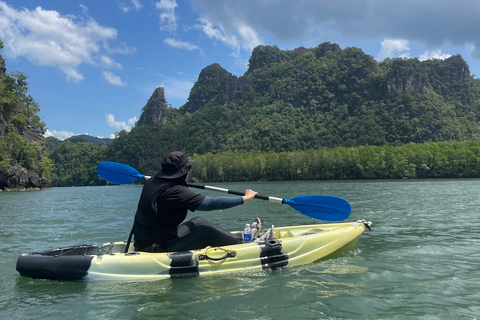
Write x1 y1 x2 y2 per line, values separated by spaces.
6 40 480 187
66 134 113 146
108 42 480 174
44 135 112 154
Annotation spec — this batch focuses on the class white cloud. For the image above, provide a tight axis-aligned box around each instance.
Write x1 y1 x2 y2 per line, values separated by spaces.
196 18 239 50
190 0 480 64
466 43 475 55
118 3 130 14
377 39 410 61
155 0 178 32
118 0 143 13
192 15 261 54
103 42 136 55
191 1 480 48
164 38 199 51
419 49 451 61
100 55 122 69
103 71 127 87
131 0 143 10
79 4 88 13
43 129 53 138
237 24 262 51
0 1 132 84
106 114 137 132
44 129 75 140
60 66 85 83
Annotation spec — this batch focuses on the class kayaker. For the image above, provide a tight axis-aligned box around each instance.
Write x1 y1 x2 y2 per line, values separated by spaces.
132 151 263 252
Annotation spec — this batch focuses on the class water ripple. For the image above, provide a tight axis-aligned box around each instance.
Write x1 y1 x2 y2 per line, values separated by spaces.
2 181 480 319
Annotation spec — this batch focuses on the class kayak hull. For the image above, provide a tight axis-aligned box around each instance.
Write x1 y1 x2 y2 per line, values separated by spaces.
17 220 372 281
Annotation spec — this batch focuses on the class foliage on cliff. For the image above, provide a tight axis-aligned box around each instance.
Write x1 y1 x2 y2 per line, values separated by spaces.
107 43 480 176
0 41 51 190
9 41 480 186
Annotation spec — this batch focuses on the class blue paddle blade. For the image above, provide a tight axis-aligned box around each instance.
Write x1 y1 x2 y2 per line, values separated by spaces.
96 161 351 221
283 195 351 221
97 162 145 185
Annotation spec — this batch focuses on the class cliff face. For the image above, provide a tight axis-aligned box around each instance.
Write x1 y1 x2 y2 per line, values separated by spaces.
386 59 430 95
385 55 471 98
136 87 168 126
179 43 474 115
0 51 5 81
0 48 50 191
0 117 49 191
180 63 241 114
0 167 48 191
0 54 6 137
105 41 480 169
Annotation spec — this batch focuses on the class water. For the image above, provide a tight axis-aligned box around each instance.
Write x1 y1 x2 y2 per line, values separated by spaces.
1 180 479 319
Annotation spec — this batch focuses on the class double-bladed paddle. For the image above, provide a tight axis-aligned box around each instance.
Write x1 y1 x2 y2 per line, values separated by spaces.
96 161 351 221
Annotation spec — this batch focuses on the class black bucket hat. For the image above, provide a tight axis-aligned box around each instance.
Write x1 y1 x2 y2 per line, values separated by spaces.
156 151 196 179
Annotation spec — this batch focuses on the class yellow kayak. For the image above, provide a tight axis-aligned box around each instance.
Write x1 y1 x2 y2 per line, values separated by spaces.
17 220 372 281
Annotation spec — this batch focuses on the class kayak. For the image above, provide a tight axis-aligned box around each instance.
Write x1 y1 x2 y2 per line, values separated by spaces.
16 220 372 281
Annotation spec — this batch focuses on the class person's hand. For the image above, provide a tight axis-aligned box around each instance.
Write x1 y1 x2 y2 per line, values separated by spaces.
243 189 258 203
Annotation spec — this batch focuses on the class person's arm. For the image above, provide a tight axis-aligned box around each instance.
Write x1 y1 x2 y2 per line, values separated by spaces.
195 189 258 211
196 196 244 211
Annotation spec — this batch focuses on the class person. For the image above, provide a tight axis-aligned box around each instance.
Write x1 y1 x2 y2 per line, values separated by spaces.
132 151 262 253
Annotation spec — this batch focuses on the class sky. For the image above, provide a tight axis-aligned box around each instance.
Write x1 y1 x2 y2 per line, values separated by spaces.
1 0 480 140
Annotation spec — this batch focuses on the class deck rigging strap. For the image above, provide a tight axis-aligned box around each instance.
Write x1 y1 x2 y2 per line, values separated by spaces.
124 227 134 253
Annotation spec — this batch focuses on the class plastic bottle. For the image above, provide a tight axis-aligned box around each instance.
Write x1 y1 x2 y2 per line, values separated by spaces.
243 223 252 242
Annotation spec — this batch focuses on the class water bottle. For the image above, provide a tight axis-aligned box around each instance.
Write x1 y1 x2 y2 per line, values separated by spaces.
243 223 252 242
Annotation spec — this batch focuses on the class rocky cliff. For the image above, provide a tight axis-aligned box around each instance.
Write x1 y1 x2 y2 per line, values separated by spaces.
178 43 474 114
136 87 168 126
385 55 471 99
0 45 50 191
181 63 242 114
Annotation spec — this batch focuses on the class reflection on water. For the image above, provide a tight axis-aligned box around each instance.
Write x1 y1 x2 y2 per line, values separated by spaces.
1 181 480 319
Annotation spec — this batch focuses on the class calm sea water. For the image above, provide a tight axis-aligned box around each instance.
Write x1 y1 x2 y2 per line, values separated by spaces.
1 180 479 319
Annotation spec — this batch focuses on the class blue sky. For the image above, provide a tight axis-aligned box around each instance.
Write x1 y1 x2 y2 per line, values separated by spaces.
1 0 480 140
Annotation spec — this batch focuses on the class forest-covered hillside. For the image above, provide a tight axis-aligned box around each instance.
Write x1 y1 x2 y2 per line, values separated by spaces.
0 40 52 191
3 41 480 188
108 42 480 176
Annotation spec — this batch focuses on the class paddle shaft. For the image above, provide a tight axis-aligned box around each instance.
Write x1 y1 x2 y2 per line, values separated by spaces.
97 162 351 221
143 175 283 203
187 183 284 204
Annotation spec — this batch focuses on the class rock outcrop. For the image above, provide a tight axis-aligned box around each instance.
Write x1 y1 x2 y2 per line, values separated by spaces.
136 87 168 126
0 167 49 191
0 44 51 191
180 63 241 114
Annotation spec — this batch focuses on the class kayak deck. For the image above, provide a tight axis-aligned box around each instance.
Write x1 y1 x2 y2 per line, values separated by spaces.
17 220 372 281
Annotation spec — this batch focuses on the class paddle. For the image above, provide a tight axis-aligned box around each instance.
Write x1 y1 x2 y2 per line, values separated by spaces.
97 161 351 221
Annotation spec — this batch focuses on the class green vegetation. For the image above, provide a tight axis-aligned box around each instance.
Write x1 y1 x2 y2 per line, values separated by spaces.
3 41 480 187
189 141 480 182
0 40 51 189
108 44 480 162
49 140 107 186
66 134 113 146
100 43 480 183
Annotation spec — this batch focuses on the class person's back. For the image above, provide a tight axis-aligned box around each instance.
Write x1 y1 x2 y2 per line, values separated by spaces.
132 151 259 253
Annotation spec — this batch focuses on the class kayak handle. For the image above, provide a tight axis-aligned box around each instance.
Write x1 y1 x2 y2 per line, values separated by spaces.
198 248 237 261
